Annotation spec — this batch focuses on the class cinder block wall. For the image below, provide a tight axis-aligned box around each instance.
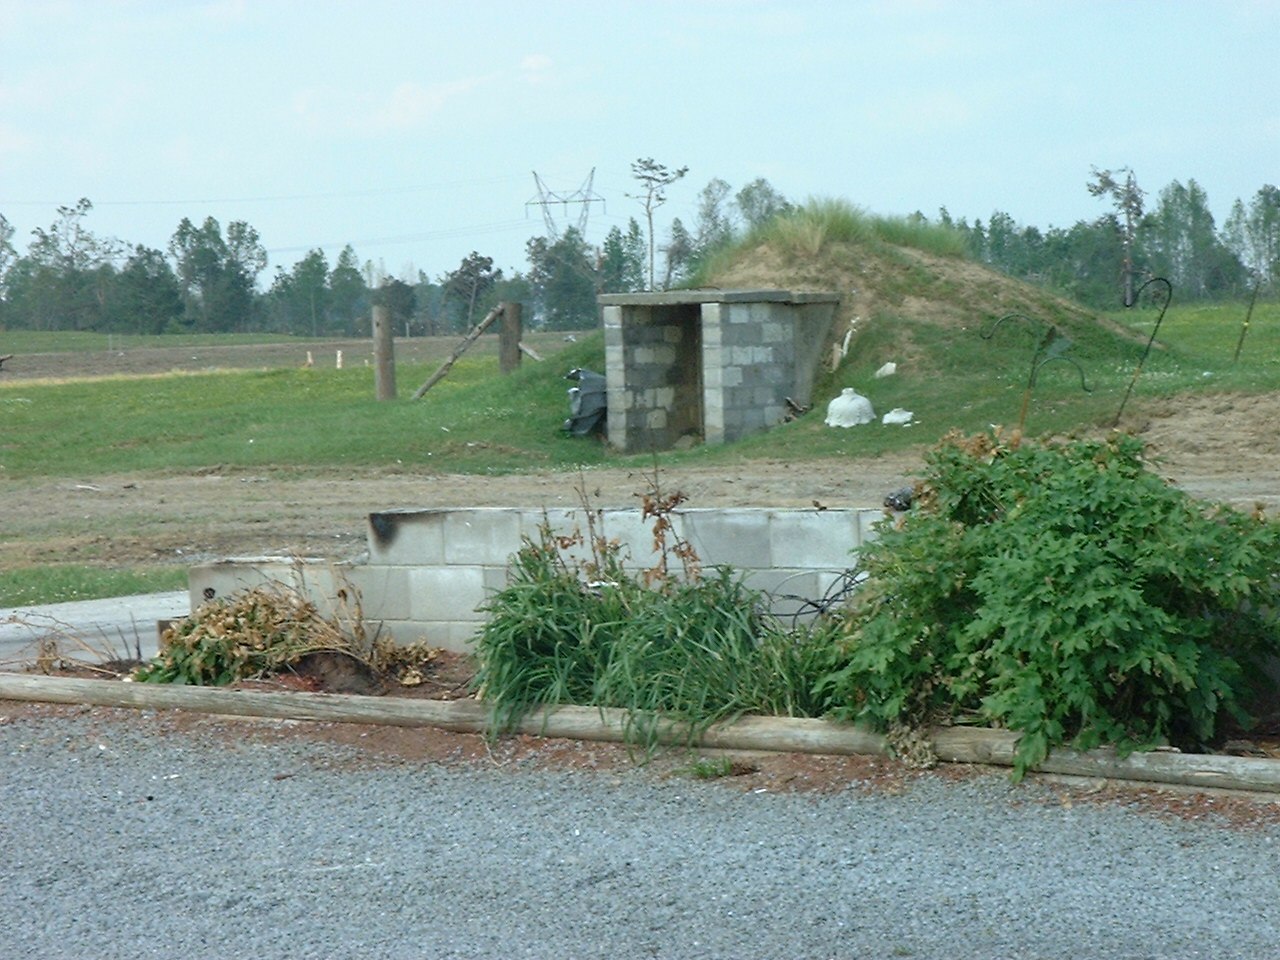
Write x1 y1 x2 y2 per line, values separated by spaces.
713 301 796 443
189 507 885 653
600 291 839 453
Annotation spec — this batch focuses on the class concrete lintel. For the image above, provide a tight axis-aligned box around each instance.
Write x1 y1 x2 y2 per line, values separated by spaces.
598 289 839 307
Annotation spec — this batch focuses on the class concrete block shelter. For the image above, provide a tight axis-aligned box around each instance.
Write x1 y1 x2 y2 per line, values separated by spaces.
598 290 840 452
189 505 884 653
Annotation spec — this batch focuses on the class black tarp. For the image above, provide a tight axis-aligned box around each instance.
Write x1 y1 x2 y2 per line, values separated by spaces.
563 367 607 437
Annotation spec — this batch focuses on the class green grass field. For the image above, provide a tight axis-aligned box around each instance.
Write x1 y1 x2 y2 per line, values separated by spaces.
6 303 1275 479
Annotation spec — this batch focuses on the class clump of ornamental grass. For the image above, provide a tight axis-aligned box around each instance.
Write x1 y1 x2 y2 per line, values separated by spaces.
471 478 833 749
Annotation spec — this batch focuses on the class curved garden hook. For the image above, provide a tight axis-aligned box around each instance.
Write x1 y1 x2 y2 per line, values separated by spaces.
1113 277 1173 427
1233 276 1261 365
980 312 1041 342
981 313 1090 438
1033 354 1091 393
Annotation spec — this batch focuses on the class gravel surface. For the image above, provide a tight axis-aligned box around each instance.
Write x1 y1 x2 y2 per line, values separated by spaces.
2 707 1278 959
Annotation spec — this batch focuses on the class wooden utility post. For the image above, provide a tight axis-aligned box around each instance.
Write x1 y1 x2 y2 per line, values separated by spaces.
372 304 397 401
499 301 522 374
412 303 504 399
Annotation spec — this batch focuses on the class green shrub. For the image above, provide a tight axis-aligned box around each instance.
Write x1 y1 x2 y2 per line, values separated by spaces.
817 430 1280 779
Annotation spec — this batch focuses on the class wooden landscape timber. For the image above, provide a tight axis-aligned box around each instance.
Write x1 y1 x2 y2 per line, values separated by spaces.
3 672 1279 794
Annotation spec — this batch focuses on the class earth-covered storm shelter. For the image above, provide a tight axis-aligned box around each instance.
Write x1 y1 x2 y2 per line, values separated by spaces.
599 289 840 452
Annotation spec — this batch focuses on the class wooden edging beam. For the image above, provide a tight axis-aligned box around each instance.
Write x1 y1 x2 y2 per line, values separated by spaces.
2 673 1278 794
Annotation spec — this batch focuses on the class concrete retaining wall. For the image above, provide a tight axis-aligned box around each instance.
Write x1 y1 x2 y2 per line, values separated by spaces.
189 506 884 653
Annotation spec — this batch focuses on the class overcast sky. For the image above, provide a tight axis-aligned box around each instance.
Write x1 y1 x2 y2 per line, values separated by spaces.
2 0 1276 284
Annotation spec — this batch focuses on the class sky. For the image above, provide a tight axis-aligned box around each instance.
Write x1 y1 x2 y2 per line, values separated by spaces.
1 0 1277 285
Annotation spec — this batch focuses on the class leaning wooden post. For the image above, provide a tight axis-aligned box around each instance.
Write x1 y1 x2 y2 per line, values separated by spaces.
412 303 505 399
499 301 522 375
372 305 397 401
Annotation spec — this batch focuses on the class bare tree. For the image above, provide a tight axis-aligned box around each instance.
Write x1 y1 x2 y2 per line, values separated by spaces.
629 158 688 291
1088 166 1145 305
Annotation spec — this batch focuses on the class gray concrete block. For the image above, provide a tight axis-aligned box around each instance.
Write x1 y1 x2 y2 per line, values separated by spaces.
769 510 860 569
740 569 848 622
346 565 413 621
442 509 524 565
366 510 446 565
482 564 512 593
188 557 315 606
407 566 488 622
678 509 773 568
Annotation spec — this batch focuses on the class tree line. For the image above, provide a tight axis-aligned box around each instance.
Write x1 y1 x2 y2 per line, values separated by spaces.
1 164 1276 338
938 169 1279 308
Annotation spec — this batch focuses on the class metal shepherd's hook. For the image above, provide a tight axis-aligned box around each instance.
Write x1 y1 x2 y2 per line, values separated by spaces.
1233 276 1261 365
1112 277 1172 427
981 313 1091 442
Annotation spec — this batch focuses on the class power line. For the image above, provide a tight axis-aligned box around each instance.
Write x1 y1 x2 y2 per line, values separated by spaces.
263 218 534 257
0 175 531 209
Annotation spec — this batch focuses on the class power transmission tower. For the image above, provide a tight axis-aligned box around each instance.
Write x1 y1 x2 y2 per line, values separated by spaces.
526 169 604 239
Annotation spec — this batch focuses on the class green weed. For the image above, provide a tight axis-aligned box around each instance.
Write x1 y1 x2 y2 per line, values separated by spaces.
683 755 759 779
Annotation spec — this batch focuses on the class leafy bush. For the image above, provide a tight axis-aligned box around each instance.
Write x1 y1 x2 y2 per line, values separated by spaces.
472 490 831 743
817 430 1280 779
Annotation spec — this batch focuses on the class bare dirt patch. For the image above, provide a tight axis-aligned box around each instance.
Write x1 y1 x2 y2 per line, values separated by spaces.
2 391 1276 574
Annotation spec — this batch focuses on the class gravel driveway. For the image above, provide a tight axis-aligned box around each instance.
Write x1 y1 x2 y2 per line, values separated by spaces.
2 705 1277 960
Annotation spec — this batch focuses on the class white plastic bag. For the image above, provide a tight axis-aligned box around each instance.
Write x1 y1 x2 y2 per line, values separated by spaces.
824 388 875 427
882 408 914 426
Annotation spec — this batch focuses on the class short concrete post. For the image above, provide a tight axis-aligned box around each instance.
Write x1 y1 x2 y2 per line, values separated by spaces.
372 304 397 400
